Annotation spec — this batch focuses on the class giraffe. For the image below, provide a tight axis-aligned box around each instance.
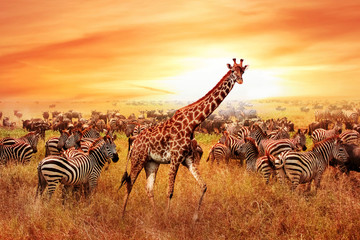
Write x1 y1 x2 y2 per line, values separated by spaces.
119 58 248 220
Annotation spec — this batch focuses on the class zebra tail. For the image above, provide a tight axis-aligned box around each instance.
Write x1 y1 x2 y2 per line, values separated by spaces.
274 152 286 170
266 154 276 169
35 163 46 199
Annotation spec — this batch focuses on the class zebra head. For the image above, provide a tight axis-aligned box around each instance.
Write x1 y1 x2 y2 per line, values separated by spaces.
103 135 119 163
294 129 307 151
57 130 70 150
332 139 349 163
227 58 248 84
64 129 82 150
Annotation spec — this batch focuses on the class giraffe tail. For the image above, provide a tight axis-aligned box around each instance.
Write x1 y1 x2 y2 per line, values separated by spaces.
118 138 133 191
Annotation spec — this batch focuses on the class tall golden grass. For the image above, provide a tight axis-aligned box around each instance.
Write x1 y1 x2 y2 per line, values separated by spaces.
1 98 360 239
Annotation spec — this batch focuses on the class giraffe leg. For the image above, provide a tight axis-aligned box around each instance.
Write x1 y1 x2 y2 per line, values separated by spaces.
167 160 181 213
183 158 207 222
144 161 160 211
122 156 147 218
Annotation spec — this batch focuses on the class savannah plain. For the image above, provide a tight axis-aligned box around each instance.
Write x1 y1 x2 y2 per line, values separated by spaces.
0 97 360 240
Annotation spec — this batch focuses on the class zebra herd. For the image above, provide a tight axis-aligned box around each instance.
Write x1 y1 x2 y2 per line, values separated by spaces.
207 123 357 190
0 126 119 200
0 118 359 201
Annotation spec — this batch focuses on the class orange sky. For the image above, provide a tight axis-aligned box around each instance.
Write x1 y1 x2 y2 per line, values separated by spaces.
1 0 360 102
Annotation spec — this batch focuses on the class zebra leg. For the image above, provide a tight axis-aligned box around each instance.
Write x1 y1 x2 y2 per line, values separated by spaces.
144 161 160 210
47 180 60 200
182 158 207 222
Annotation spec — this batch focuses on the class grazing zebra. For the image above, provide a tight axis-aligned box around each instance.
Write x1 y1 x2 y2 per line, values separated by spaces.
339 130 359 145
259 138 301 158
249 124 268 146
236 126 250 140
0 142 34 164
275 136 348 191
133 124 148 136
36 135 119 199
238 137 259 171
256 154 277 184
268 127 290 140
311 124 342 143
82 127 101 138
218 131 244 164
45 130 70 157
206 143 231 164
0 131 40 153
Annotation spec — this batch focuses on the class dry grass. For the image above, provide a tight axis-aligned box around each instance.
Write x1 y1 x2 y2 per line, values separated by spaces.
1 98 360 239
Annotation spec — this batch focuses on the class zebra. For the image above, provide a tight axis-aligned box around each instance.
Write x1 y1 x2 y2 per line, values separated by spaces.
311 123 342 143
218 131 244 164
256 154 277 184
236 126 250 140
45 130 70 157
339 130 359 145
238 137 259 171
206 143 231 164
249 124 268 146
133 124 148 136
82 126 101 138
275 136 348 191
0 131 40 153
0 142 34 164
36 135 119 199
268 127 290 140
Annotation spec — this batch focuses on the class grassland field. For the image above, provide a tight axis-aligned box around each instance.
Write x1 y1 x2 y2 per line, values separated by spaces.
1 98 360 239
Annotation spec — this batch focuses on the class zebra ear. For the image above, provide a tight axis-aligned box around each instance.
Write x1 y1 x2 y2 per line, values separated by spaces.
113 134 117 141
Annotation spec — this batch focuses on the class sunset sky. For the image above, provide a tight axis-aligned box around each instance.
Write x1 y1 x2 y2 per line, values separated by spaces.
1 0 360 102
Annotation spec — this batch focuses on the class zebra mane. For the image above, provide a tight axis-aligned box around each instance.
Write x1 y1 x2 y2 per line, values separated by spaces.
88 137 105 152
312 135 339 150
22 131 36 138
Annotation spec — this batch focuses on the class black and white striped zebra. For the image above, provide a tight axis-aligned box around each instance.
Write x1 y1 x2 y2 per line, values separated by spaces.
236 126 250 140
0 131 40 153
36 135 119 199
256 154 277 184
206 143 231 164
339 130 359 145
0 142 34 164
218 131 244 164
249 124 268 146
275 136 348 191
311 124 342 143
45 130 70 157
238 137 259 171
132 124 148 136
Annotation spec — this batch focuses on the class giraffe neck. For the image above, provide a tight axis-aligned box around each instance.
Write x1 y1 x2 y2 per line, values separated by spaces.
178 70 237 131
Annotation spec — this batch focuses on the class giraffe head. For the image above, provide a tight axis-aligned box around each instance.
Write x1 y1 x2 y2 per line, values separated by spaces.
227 58 248 84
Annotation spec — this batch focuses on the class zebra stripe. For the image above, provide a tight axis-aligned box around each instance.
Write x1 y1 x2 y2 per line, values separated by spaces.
236 126 250 140
339 130 359 144
36 136 119 199
259 138 299 157
0 142 34 164
206 143 231 164
275 136 348 190
256 154 276 184
218 131 244 163
0 131 40 153
239 137 259 171
249 124 268 146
